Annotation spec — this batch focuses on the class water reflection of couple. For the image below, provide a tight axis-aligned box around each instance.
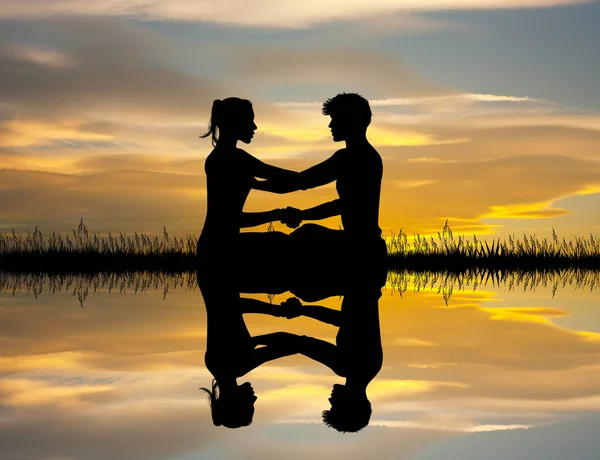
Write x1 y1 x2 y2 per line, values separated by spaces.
198 266 384 432
196 92 386 266
196 92 387 433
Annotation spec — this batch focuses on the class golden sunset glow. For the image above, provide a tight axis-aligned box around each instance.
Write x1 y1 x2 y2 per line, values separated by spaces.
3 120 113 148
1 1 600 459
1 279 599 458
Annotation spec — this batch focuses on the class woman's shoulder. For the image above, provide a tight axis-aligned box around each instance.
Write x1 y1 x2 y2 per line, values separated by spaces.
235 148 256 161
205 345 253 378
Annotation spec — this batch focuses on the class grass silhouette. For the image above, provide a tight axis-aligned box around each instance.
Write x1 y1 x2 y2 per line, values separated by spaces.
387 220 600 271
1 267 597 307
0 219 599 273
0 219 197 272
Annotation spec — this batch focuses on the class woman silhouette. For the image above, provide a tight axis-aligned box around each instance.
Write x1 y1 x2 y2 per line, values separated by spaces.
198 267 300 428
197 97 298 263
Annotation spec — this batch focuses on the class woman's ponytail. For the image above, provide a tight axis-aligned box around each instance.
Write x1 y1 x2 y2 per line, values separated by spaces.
200 99 222 146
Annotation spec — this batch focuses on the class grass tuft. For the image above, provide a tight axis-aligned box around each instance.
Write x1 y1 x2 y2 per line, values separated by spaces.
0 219 599 272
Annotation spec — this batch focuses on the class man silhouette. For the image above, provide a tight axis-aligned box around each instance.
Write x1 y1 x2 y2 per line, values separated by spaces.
276 263 384 433
255 92 386 264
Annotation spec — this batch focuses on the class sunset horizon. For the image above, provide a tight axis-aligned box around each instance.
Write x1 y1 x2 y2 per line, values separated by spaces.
1 1 599 241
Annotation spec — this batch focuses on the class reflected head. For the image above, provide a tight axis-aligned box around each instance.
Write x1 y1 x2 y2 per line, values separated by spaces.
322 93 371 141
322 384 372 433
200 379 257 429
200 97 257 146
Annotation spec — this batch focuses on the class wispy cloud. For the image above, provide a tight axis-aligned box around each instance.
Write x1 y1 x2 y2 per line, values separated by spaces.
274 93 540 108
229 47 450 99
0 0 591 27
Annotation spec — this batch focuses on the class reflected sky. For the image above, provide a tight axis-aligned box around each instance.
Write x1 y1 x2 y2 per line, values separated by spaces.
1 271 599 458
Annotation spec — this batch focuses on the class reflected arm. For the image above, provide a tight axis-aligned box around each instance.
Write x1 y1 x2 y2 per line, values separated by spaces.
245 332 302 371
248 332 339 372
247 345 298 370
239 298 280 317
298 304 342 327
239 209 283 228
295 335 338 372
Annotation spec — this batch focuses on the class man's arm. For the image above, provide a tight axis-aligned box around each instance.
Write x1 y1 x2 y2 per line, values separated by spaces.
279 297 342 326
255 150 342 194
296 151 341 190
239 209 283 228
301 199 342 221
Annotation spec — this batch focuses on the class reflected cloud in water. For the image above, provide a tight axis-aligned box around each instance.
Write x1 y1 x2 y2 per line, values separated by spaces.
1 262 600 457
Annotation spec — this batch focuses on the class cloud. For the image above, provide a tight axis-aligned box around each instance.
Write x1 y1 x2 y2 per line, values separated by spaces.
1 142 599 238
1 120 114 148
0 401 229 460
228 47 451 99
1 15 599 239
0 18 223 123
0 167 207 234
0 43 75 67
275 93 541 108
378 151 600 235
0 0 592 27
413 414 600 460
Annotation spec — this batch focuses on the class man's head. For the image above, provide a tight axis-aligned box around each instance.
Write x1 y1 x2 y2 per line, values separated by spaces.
322 383 372 433
322 93 371 142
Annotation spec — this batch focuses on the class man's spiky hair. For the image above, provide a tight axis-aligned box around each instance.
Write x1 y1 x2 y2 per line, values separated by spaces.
322 93 372 127
321 403 372 433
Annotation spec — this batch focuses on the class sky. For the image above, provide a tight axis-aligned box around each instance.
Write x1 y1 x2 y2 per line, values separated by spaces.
1 0 600 240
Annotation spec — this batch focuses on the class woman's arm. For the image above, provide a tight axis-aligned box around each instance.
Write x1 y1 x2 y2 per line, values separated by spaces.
252 177 301 194
239 298 282 317
248 332 340 374
243 332 301 372
296 335 339 372
298 304 342 327
251 150 342 193
241 150 299 181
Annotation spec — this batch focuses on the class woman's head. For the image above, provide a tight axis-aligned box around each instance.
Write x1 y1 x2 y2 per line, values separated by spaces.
200 379 257 428
200 97 257 146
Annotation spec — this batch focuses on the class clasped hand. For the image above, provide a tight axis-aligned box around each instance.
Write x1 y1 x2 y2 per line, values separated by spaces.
277 297 302 319
279 206 302 229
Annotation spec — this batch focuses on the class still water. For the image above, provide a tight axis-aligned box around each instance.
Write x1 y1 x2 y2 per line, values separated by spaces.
1 270 599 459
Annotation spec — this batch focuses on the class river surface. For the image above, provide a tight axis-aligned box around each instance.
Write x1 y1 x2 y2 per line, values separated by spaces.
1 270 599 459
